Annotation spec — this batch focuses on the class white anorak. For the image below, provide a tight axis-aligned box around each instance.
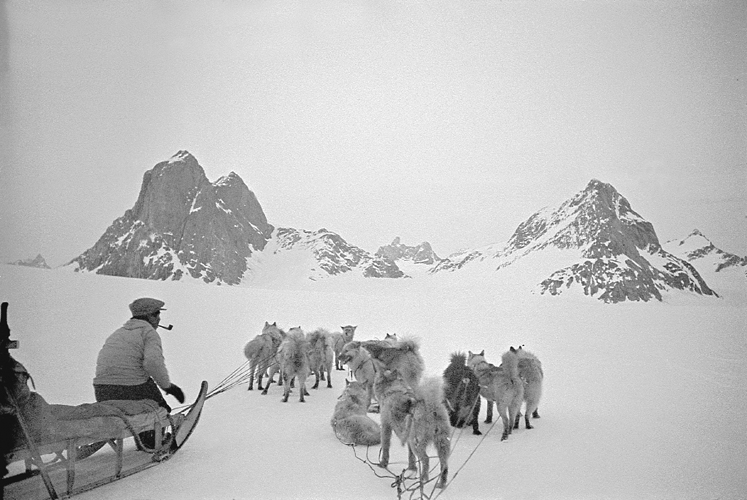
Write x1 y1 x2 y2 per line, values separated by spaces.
93 319 171 389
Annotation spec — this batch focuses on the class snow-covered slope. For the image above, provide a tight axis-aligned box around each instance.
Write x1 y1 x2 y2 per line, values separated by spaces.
242 227 403 287
1 264 745 499
664 229 746 303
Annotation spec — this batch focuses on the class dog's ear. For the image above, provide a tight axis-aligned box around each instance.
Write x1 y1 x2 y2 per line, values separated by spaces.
479 350 484 356
510 346 517 353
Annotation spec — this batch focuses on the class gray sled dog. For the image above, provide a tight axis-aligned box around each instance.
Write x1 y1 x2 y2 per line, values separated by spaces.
467 348 524 441
337 341 377 405
274 327 311 402
330 325 357 370
374 369 451 489
307 328 334 389
514 345 543 429
243 322 285 391
331 380 381 446
362 336 424 389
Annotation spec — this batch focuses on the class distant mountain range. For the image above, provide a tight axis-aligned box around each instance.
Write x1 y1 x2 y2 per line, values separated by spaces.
62 151 743 303
7 254 50 269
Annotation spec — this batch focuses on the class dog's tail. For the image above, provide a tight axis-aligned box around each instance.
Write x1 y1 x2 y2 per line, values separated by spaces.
243 336 260 361
449 351 467 367
503 348 522 386
397 336 421 354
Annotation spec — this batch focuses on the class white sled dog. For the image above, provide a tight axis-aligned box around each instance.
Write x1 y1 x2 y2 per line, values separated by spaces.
362 336 424 389
243 322 285 391
374 368 451 489
514 345 543 429
274 327 311 402
331 380 381 446
330 325 357 370
307 329 334 389
337 341 377 407
467 348 524 441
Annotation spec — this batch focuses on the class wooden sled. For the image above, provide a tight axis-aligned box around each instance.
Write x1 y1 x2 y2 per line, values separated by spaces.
2 381 208 500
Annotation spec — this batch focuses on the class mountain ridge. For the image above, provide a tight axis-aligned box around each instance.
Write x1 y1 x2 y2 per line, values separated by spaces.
65 152 725 302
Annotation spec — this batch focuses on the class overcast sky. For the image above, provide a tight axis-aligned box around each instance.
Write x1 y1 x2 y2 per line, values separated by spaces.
1 0 745 267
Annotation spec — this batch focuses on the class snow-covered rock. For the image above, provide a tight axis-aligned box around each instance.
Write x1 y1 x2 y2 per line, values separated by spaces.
433 179 717 303
67 151 273 284
243 228 403 285
663 229 746 301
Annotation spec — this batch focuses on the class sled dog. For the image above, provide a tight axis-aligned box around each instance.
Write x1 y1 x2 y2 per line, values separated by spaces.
337 341 377 405
275 327 310 402
330 325 357 370
362 337 424 389
374 369 451 489
331 380 381 446
467 348 524 441
243 322 285 391
384 333 399 345
306 329 334 389
514 345 543 429
443 352 482 435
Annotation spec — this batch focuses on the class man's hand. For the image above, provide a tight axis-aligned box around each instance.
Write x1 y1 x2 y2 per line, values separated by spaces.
165 384 185 403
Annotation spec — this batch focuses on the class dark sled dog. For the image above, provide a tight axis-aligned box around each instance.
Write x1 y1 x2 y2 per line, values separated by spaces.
443 352 482 435
467 348 524 441
243 322 285 391
374 368 451 489
331 380 381 446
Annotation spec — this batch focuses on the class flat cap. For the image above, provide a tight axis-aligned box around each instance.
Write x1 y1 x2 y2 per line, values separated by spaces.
129 298 166 317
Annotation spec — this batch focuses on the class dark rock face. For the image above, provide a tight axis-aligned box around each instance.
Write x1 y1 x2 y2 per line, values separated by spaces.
274 228 404 278
375 237 441 265
68 151 273 284
8 254 50 269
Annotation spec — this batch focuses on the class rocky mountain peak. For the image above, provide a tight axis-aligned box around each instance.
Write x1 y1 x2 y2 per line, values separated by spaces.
8 254 50 269
69 152 273 284
507 178 659 259
434 179 716 302
664 230 746 273
376 237 441 265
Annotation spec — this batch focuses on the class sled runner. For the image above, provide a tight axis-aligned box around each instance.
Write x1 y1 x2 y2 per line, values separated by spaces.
1 301 208 500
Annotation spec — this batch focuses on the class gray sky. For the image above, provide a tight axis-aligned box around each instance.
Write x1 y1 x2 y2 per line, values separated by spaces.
1 0 745 267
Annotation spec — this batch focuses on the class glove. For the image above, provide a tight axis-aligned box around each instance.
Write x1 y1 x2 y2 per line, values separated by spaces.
165 384 185 404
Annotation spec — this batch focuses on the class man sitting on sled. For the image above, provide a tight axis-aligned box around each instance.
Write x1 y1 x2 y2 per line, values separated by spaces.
92 298 185 448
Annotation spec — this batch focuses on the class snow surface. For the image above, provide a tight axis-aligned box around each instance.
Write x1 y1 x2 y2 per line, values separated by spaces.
1 264 746 500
